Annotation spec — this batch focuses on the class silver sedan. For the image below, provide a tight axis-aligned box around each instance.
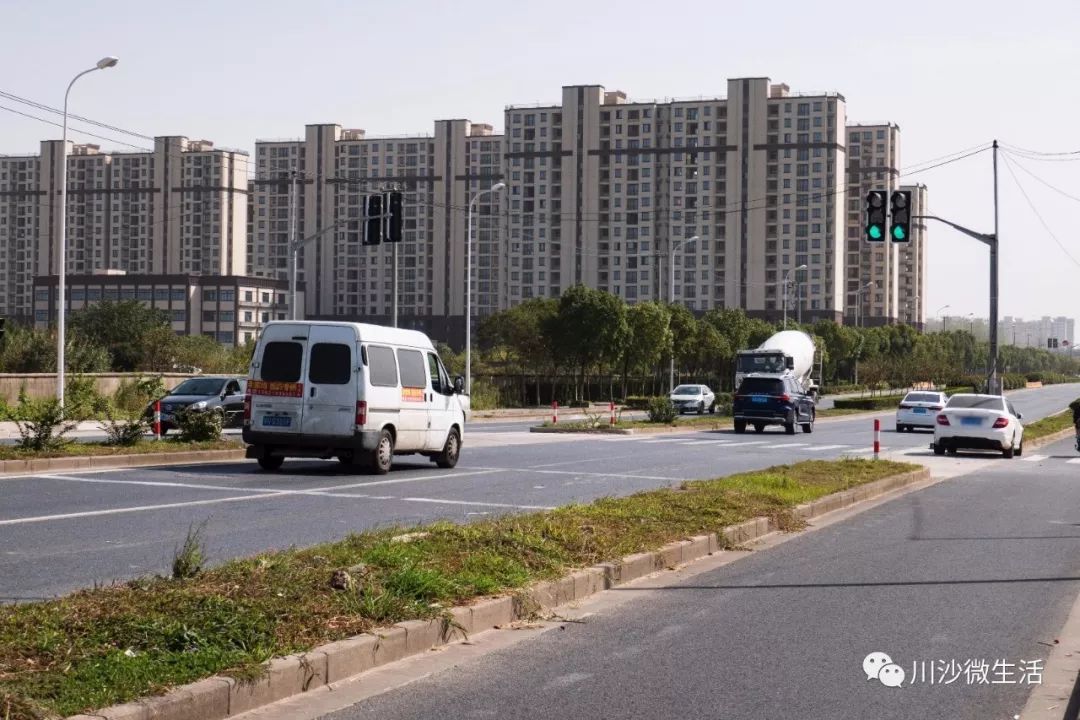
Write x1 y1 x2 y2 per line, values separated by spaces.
669 384 717 414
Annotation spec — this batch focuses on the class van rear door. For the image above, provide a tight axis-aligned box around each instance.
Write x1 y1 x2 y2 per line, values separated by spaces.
302 324 357 438
250 324 308 433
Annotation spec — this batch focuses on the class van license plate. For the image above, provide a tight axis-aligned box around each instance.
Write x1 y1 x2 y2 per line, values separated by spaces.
262 416 292 427
752 396 768 404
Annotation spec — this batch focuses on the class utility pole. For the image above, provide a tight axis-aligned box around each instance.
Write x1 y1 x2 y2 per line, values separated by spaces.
287 171 300 320
392 243 398 328
990 139 1001 394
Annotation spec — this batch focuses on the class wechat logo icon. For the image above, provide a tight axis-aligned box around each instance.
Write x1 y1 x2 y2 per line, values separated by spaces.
864 651 905 688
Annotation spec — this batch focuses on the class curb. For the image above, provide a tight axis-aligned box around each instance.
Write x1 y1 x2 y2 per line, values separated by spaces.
1020 582 1080 720
65 467 930 720
0 448 246 476
1026 425 1076 452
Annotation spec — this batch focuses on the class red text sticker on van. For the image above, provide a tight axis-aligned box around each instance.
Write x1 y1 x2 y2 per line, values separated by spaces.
249 380 304 398
401 387 424 403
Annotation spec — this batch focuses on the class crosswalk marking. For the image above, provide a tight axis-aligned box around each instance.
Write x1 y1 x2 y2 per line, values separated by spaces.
1022 454 1048 462
804 444 851 452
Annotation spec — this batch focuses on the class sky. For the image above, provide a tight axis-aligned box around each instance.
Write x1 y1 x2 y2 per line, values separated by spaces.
1 0 1078 321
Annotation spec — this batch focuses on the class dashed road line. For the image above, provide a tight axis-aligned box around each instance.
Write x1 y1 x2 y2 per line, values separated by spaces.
1023 454 1048 462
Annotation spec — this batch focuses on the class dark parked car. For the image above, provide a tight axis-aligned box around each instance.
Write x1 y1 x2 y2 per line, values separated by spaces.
146 376 247 433
733 376 815 435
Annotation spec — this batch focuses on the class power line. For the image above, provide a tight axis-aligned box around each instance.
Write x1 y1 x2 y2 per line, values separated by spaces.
1000 141 1080 157
1001 150 1080 204
0 104 149 151
1000 152 1080 270
0 89 155 141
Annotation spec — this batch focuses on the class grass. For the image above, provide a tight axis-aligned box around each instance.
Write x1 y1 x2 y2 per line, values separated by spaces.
0 438 242 461
1023 409 1077 442
0 458 917 719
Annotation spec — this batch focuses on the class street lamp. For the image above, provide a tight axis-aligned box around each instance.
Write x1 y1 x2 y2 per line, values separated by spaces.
669 235 699 392
936 304 950 333
464 181 505 395
57 56 119 409
781 264 807 330
855 281 875 328
968 313 975 336
905 294 920 326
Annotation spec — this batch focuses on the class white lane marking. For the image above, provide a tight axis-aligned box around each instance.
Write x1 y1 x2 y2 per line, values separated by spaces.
0 467 134 482
761 442 809 449
641 437 693 444
470 466 683 482
679 440 732 446
803 444 851 452
848 447 892 455
399 497 554 510
529 456 630 469
1067 459 1080 465
38 474 279 494
0 493 289 526
720 440 769 447
309 469 503 492
1023 454 1048 462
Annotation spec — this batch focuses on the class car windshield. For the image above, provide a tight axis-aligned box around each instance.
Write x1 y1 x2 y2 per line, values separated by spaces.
904 393 942 403
170 378 227 396
738 378 784 395
737 354 786 373
946 395 1004 410
672 385 700 395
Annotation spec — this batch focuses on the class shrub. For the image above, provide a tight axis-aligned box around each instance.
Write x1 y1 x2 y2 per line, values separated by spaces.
113 375 166 414
623 396 652 410
713 391 734 416
173 406 223 442
468 378 501 411
14 398 77 451
171 520 208 580
100 409 148 446
568 400 590 409
64 375 110 421
646 396 677 424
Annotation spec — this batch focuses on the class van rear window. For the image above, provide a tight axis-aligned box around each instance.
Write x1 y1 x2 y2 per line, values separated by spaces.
261 342 302 383
310 343 351 385
367 345 398 387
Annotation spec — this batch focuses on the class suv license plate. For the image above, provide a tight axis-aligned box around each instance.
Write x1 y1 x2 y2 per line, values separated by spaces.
262 416 292 427
752 396 768 404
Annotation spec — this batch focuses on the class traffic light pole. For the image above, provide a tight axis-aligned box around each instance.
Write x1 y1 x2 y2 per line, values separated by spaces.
392 243 398 328
913 209 999 394
289 220 343 321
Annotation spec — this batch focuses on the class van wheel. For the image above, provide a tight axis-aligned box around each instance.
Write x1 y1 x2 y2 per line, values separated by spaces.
257 454 284 472
369 430 394 475
435 428 461 469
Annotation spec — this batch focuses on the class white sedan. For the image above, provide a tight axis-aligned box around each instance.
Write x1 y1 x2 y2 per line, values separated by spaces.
896 390 947 432
669 384 716 414
932 393 1025 458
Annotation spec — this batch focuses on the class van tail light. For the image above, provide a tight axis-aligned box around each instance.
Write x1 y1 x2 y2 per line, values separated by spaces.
242 391 252 425
936 414 950 426
992 417 1009 429
356 400 368 427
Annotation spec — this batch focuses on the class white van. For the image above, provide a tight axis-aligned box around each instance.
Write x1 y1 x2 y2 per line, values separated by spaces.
241 321 468 473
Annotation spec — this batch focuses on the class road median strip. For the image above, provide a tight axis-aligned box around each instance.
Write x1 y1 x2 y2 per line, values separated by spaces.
0 440 246 476
0 458 923 720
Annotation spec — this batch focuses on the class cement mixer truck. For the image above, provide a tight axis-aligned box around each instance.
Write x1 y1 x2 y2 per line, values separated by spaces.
734 330 819 397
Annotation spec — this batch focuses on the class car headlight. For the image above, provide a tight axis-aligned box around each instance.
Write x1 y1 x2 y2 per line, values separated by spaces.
191 401 208 410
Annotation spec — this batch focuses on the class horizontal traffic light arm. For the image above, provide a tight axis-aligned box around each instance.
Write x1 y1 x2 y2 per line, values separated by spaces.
289 220 345 252
912 214 996 247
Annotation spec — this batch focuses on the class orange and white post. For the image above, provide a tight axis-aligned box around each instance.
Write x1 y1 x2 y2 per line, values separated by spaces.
152 400 162 441
873 418 881 459
552 400 558 425
609 401 616 426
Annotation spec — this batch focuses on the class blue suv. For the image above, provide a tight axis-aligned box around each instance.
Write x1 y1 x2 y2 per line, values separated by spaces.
733 376 815 435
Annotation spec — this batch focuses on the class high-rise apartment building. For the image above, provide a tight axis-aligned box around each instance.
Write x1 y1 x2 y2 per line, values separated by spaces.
501 80 847 321
249 122 504 333
899 183 928 327
0 136 248 321
844 124 901 325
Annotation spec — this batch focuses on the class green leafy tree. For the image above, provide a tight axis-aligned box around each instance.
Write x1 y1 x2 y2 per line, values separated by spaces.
621 302 671 397
667 303 698 383
69 301 173 371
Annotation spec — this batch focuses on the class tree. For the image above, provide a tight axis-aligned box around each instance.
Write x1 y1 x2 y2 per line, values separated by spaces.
69 301 173 371
621 302 671 397
690 320 732 380
668 303 698 382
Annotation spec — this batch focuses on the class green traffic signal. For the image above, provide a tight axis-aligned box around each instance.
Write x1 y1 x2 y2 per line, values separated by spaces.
892 226 905 241
869 225 883 240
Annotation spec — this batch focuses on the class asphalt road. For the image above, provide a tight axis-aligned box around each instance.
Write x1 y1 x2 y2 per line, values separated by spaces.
2 383 1077 602
326 434 1080 720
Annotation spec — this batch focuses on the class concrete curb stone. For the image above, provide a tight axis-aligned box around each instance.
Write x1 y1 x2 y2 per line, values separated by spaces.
0 448 246 476
62 466 931 720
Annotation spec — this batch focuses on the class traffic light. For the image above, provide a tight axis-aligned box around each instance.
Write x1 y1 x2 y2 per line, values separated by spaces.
0 317 5 346
865 191 887 242
364 193 383 246
385 191 403 243
1048 338 1054 349
889 190 912 243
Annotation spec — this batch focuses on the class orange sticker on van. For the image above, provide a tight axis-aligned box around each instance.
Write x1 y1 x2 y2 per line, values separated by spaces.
249 380 304 398
401 387 424 403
